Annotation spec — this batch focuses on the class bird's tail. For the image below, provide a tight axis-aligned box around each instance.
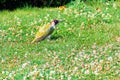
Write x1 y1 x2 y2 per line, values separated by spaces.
31 38 36 44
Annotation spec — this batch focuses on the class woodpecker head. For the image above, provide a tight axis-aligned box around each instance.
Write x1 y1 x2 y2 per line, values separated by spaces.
50 19 62 26
54 20 60 25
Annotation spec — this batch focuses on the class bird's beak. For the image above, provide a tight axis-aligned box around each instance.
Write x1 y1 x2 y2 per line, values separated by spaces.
59 20 64 22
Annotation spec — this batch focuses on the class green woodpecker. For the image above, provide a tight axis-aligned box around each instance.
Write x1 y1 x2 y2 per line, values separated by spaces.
31 20 61 43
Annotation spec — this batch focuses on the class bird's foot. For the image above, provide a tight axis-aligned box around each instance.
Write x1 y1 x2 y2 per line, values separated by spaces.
46 35 51 41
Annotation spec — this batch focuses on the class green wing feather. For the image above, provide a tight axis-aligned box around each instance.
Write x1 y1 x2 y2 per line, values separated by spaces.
31 24 51 43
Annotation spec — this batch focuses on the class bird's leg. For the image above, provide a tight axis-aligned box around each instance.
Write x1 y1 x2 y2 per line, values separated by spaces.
46 35 51 40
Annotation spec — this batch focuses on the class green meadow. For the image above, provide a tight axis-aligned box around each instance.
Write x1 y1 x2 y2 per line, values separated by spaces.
0 0 120 79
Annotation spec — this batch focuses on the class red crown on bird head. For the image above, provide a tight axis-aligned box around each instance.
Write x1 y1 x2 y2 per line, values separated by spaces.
50 19 60 25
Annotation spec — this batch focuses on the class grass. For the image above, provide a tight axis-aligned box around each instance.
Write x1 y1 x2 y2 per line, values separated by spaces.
0 0 120 80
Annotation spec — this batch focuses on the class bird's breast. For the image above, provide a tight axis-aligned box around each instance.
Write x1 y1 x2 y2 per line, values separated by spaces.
49 26 54 34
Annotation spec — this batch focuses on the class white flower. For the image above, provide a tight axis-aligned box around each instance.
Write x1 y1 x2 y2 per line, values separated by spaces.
22 61 30 69
60 74 64 79
0 77 3 80
1 58 5 63
99 60 103 63
47 14 50 17
102 14 105 17
106 2 110 6
50 70 55 75
2 71 5 74
107 56 113 61
2 71 9 75
113 3 117 9
96 65 102 71
2 78 7 80
38 19 42 22
23 76 27 80
84 70 90 74
17 21 21 26
73 67 78 73
8 73 13 78
106 7 108 10
68 75 71 80
90 62 94 66
93 50 97 54
24 53 28 58
39 73 44 77
17 68 23 72
93 71 99 75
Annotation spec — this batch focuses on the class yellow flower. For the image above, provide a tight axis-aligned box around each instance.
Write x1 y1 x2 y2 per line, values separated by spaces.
59 6 66 10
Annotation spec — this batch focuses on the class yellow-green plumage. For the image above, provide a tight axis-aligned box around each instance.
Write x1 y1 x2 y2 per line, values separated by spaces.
31 20 61 43
31 23 54 43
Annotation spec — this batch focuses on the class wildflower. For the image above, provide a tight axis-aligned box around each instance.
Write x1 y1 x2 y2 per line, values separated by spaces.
8 27 15 31
73 9 77 13
2 71 9 75
26 33 28 36
116 36 120 42
2 78 7 80
0 77 3 80
8 72 14 78
99 60 103 63
102 14 105 17
107 56 113 61
47 14 50 17
50 70 55 75
19 29 23 33
24 53 28 58
106 2 110 6
93 70 99 75
106 7 108 10
17 21 21 26
73 67 78 73
93 50 97 54
96 65 102 71
92 43 97 49
115 70 120 75
59 6 66 11
60 74 64 80
39 72 44 77
23 76 27 80
2 71 5 74
84 70 90 74
1 58 5 64
27 69 38 78
96 8 101 12
8 37 11 41
75 14 79 18
38 19 42 22
68 75 71 80
22 61 30 69
113 3 117 9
